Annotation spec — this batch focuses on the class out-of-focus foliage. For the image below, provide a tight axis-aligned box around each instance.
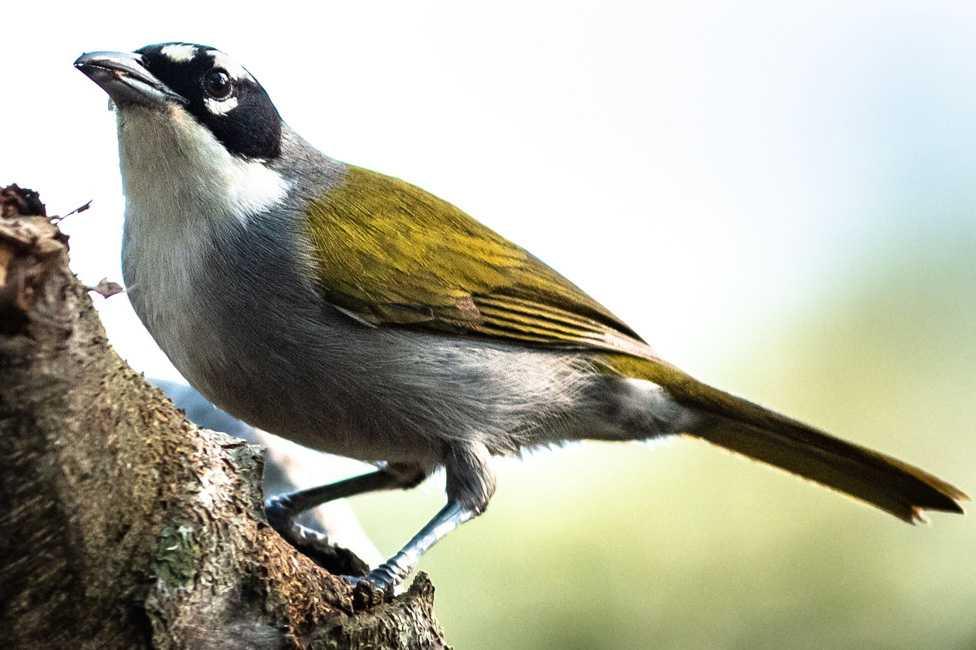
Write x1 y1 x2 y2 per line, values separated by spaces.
356 233 976 649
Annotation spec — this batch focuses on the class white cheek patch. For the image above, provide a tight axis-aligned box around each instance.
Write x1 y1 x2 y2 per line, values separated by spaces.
119 105 290 231
207 50 249 81
161 43 198 62
223 156 291 224
204 95 239 116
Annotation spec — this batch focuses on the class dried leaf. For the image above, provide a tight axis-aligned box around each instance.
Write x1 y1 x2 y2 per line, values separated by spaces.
91 277 124 299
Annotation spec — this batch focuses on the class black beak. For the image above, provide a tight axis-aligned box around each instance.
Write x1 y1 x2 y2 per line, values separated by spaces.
74 51 186 107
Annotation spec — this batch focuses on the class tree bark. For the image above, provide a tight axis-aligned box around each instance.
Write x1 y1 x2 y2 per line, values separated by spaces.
0 186 448 650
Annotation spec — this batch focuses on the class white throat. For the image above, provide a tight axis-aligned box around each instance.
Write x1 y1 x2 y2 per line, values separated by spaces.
117 104 289 230
116 104 290 355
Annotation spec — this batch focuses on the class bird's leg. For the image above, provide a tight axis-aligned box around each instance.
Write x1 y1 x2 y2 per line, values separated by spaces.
265 463 428 552
362 441 495 592
362 500 477 590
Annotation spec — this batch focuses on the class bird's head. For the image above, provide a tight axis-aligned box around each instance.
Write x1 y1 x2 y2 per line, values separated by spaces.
75 43 293 224
75 42 283 161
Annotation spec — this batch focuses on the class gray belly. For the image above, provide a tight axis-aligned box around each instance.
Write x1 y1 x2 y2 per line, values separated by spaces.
131 279 431 462
126 253 600 467
121 207 606 467
147 295 602 464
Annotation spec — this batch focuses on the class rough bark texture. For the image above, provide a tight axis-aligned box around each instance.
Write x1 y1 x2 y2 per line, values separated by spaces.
0 187 448 650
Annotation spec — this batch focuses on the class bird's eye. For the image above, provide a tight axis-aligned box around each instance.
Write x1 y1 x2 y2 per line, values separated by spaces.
203 69 233 99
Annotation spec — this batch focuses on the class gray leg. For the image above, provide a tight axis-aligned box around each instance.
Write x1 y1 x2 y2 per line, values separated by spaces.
265 463 428 551
363 441 495 591
363 500 477 589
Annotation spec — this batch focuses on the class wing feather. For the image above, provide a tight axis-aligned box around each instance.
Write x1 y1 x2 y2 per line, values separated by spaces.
305 165 651 356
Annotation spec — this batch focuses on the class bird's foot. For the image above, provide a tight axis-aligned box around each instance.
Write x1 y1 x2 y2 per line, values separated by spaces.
264 495 369 576
342 558 411 599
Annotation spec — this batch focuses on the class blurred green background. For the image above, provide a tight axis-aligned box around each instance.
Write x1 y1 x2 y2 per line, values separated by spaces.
356 230 976 649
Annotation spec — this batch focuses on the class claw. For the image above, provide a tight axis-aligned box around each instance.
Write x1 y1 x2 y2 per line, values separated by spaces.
343 572 389 608
264 494 294 533
265 493 333 550
365 564 399 592
341 563 401 602
265 494 370 576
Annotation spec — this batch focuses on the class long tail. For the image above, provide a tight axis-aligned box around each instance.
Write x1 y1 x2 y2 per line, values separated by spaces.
604 355 968 523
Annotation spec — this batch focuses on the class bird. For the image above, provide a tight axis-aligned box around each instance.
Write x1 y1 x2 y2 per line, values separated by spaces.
75 43 966 592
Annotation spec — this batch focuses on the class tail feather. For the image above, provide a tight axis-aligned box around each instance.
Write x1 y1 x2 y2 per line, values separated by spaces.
697 415 964 523
603 354 968 522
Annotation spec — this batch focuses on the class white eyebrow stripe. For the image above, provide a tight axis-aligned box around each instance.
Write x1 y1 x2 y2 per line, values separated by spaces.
207 50 249 81
161 43 197 62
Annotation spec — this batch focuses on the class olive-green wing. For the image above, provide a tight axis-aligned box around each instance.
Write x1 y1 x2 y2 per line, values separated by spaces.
304 165 651 357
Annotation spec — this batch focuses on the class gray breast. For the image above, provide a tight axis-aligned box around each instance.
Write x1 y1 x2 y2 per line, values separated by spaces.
126 199 601 466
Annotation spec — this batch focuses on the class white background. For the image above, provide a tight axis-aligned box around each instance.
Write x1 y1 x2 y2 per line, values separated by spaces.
5 1 972 381
3 3 975 647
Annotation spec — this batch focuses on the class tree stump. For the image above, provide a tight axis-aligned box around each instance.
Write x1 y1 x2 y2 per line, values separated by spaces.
0 185 448 649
